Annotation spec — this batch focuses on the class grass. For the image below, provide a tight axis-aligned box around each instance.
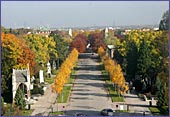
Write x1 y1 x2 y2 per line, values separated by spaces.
49 111 64 115
67 69 76 84
115 110 129 112
67 75 76 84
56 64 77 103
149 107 161 115
21 109 33 116
107 84 124 102
101 65 124 102
3 108 33 116
57 86 71 103
45 77 55 84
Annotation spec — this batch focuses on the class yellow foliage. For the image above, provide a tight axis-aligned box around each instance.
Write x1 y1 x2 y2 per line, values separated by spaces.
51 48 79 94
98 46 129 94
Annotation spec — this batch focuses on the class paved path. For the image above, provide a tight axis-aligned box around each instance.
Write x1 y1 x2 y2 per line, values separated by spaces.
123 93 154 116
30 84 57 116
65 53 113 116
30 53 154 116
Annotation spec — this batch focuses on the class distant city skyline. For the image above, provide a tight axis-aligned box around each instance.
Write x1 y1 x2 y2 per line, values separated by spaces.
1 1 169 29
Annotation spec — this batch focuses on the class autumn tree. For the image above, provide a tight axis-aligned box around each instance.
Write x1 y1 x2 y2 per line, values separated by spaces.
1 33 36 102
70 34 88 53
24 34 57 65
88 32 106 52
51 48 79 94
98 46 129 95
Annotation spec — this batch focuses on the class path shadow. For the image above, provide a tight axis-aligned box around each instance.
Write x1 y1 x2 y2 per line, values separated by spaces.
72 89 91 91
65 109 100 116
123 95 140 99
75 65 103 71
72 92 108 97
70 97 89 100
128 103 150 107
75 74 104 80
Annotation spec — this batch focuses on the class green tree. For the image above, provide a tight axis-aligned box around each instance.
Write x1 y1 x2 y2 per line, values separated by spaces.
159 10 169 30
49 33 69 65
157 81 168 107
137 39 152 89
126 40 138 81
104 30 117 45
14 87 26 109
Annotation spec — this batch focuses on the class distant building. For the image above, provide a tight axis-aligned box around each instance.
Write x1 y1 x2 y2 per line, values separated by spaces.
34 31 51 37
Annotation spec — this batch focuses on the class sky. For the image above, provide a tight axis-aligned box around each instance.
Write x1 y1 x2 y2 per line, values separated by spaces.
1 1 169 29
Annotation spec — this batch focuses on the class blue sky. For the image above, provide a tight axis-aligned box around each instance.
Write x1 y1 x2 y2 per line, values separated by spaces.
1 1 169 28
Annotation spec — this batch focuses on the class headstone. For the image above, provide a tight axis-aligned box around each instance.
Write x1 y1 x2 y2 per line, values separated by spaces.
39 70 44 83
47 62 51 77
52 60 56 69
30 83 34 90
119 105 124 110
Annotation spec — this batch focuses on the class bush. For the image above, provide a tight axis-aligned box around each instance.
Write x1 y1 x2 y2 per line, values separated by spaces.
31 85 44 95
133 80 143 92
52 69 58 75
159 106 169 115
2 104 22 116
34 78 40 84
14 88 26 109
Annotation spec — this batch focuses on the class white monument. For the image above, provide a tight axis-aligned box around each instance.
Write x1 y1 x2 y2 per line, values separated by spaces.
12 64 31 103
39 70 44 83
107 45 114 58
105 27 109 38
52 60 56 69
47 61 51 77
68 28 72 37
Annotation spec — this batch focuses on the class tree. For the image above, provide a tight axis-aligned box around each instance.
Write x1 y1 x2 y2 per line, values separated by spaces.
157 81 168 107
2 33 28 102
103 29 117 45
49 33 68 64
14 87 26 109
24 34 57 64
98 46 129 95
137 39 152 92
88 32 106 52
159 10 169 30
126 40 138 81
51 48 79 94
16 41 36 76
70 34 88 53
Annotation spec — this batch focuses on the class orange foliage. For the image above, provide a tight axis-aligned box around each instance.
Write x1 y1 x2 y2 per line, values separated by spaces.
52 48 79 93
2 32 36 76
70 34 88 53
98 46 129 94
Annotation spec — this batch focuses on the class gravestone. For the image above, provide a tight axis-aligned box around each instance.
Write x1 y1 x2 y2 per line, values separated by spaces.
107 45 114 58
47 61 51 78
52 60 56 69
39 70 44 83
